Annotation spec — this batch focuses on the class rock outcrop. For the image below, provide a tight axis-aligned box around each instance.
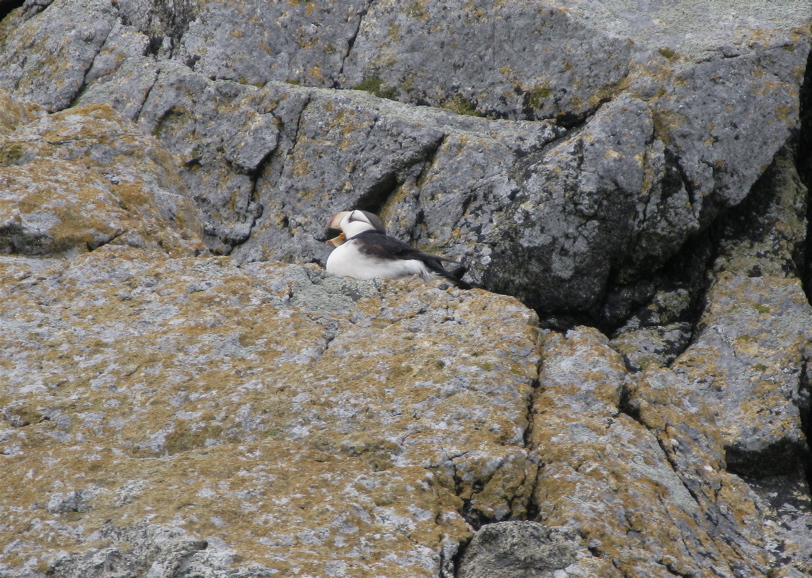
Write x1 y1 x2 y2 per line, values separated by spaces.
2 0 808 316
1 0 811 576
0 245 540 576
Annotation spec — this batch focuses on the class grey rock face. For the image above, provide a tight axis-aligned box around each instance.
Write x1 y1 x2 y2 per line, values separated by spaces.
1 0 806 315
457 522 579 578
115 0 197 48
747 471 812 578
176 0 369 88
474 94 653 311
343 0 633 121
50 522 271 578
672 146 811 476
530 329 771 576
674 274 812 476
0 0 117 111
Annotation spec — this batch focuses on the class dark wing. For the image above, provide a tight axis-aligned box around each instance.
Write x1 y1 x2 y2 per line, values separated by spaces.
354 231 470 289
353 231 458 264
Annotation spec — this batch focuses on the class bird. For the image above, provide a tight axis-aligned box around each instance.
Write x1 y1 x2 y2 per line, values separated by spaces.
324 210 470 288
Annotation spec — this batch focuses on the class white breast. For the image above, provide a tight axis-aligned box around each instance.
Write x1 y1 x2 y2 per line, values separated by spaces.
326 240 433 281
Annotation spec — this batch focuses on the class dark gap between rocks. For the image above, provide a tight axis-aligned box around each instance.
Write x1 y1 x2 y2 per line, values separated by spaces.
799 45 812 300
446 534 471 578
800 356 812 492
0 0 24 22
586 225 717 374
795 45 812 494
353 172 399 216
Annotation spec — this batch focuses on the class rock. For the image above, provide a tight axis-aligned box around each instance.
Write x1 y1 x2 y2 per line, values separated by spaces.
0 91 45 136
0 0 805 315
0 0 117 111
0 1 811 576
80 59 292 254
746 471 812 578
673 274 812 476
610 321 693 371
49 521 259 578
604 138 812 574
83 19 150 87
46 490 96 514
79 61 567 268
530 328 769 576
345 0 812 123
0 97 206 257
608 276 701 371
342 0 633 121
713 148 808 279
0 247 540 576
175 0 368 88
611 145 810 372
457 522 579 578
671 146 811 476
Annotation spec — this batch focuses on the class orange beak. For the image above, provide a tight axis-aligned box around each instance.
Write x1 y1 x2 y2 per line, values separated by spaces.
326 232 346 247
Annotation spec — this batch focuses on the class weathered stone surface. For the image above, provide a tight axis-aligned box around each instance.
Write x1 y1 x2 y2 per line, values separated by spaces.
631 369 812 578
623 44 807 282
612 143 810 365
529 329 769 576
747 468 812 578
83 19 149 87
81 59 293 254
1 1 812 576
610 321 693 371
49 521 230 578
0 247 540 576
0 97 206 258
673 274 812 476
457 521 579 578
0 91 45 136
342 0 633 121
0 0 116 111
714 148 808 279
599 138 812 575
242 88 566 272
747 471 812 578
670 146 811 476
1 0 806 315
177 0 368 88
79 62 568 266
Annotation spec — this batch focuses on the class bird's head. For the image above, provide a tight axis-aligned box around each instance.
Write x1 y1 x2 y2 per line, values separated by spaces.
325 210 386 244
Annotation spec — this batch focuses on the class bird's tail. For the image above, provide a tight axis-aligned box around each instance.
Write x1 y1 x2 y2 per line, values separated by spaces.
425 260 471 289
450 265 471 289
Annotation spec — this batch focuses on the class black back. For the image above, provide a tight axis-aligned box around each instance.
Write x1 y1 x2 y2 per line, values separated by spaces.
353 231 470 289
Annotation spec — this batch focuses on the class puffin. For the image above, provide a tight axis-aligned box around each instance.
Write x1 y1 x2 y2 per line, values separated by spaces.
324 210 470 288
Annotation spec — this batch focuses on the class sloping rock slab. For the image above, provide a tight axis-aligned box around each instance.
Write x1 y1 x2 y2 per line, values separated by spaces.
0 249 540 576
529 328 770 576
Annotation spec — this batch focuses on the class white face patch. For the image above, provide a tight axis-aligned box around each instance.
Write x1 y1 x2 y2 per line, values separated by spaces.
338 211 377 239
